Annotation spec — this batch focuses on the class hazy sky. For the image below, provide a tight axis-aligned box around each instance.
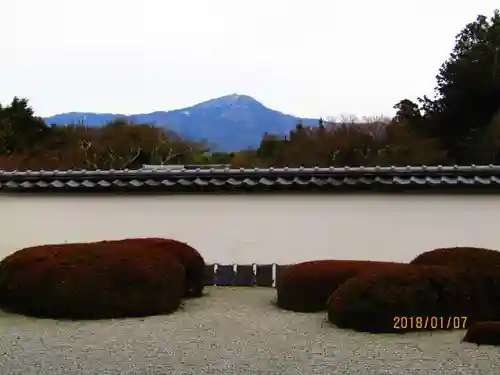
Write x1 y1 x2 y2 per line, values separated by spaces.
2 1 499 118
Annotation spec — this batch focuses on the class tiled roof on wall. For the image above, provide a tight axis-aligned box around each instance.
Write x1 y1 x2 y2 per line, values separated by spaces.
1 165 500 193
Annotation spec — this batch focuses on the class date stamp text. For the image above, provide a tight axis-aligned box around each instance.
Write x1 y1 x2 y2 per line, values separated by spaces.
393 316 468 330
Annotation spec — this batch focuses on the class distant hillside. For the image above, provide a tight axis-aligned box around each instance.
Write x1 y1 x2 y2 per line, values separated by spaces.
43 94 318 151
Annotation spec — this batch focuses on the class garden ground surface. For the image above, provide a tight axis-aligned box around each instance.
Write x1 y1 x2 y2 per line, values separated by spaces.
0 287 499 375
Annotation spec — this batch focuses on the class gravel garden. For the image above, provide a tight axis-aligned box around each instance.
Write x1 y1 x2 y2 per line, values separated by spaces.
0 239 500 374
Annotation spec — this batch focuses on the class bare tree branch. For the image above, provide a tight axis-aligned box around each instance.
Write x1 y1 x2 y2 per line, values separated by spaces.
150 131 194 165
123 148 142 169
107 147 142 169
79 140 98 169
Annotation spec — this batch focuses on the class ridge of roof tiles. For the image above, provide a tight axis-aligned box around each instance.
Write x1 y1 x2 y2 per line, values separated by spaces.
1 165 500 192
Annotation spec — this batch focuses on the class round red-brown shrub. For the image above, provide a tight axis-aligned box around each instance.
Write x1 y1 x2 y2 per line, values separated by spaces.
410 247 500 268
103 238 205 298
276 260 409 312
463 321 500 346
0 241 185 319
327 265 500 333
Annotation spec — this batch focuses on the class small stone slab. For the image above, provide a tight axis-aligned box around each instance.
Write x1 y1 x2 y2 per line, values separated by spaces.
255 264 274 287
234 264 255 286
215 265 235 286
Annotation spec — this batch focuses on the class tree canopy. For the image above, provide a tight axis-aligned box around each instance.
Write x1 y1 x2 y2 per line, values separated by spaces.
419 10 500 163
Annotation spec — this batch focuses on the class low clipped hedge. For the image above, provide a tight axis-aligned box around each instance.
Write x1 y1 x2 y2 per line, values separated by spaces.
463 321 500 346
101 238 206 297
410 247 500 268
276 259 408 312
327 265 500 333
0 241 185 319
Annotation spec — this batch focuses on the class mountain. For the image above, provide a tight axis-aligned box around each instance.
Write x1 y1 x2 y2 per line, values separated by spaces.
43 94 318 151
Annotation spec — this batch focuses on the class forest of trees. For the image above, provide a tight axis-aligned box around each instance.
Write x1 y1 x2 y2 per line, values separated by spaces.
1 10 500 170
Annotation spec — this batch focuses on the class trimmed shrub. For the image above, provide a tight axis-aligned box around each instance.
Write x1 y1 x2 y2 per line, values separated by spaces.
104 238 205 297
276 260 408 312
327 265 500 333
463 321 500 346
410 247 500 268
0 241 185 319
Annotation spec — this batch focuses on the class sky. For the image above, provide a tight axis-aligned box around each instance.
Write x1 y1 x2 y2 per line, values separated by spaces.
1 1 499 119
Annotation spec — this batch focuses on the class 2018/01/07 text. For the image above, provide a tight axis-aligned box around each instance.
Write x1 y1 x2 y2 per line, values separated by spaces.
393 316 468 330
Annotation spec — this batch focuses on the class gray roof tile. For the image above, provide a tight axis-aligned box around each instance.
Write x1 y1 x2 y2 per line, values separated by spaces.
1 165 500 193
98 180 112 187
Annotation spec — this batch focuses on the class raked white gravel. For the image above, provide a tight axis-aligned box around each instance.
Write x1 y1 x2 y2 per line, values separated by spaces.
0 287 499 375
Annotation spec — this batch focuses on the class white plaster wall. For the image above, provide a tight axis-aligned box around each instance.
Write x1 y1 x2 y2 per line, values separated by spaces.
0 194 498 264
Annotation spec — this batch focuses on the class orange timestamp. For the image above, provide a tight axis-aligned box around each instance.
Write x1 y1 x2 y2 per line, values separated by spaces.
393 315 468 330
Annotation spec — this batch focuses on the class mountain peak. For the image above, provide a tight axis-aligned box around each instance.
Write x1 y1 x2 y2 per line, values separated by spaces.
193 93 262 110
44 94 318 151
220 93 255 101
